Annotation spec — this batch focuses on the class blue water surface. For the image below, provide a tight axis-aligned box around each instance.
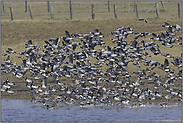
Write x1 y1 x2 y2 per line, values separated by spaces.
1 99 182 122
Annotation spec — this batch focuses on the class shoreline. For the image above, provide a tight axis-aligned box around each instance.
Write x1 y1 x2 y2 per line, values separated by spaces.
1 94 182 103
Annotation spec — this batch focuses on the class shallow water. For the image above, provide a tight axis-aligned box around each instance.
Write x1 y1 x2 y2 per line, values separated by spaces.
1 99 182 122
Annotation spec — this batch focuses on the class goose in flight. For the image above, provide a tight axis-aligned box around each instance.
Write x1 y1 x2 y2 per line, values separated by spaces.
173 24 182 31
65 30 74 40
166 27 176 36
162 22 172 28
138 17 147 23
4 48 16 54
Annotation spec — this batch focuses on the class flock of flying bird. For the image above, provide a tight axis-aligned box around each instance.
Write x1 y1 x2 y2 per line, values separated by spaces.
1 20 182 109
